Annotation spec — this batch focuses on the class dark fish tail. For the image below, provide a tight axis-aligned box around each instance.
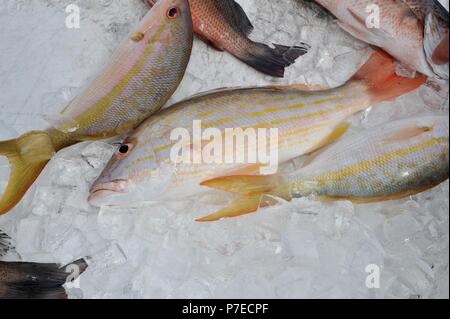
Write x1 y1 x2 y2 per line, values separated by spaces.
0 258 88 299
237 42 310 78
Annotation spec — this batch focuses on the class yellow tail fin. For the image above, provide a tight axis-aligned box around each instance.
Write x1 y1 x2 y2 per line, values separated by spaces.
198 175 289 222
0 131 56 215
196 194 264 222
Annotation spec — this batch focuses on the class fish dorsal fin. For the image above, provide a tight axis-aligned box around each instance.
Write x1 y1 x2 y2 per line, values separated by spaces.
184 86 277 101
185 87 236 100
216 0 254 36
269 83 329 91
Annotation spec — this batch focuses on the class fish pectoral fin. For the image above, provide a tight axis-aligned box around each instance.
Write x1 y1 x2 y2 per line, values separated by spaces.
217 0 254 36
196 194 263 222
201 174 282 195
382 125 433 144
197 174 289 222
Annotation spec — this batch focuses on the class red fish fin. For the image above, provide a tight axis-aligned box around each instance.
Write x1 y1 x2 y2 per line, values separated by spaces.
352 50 427 104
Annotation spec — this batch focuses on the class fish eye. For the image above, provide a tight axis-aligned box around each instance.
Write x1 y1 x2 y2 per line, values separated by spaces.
117 142 134 158
167 7 179 19
119 145 129 154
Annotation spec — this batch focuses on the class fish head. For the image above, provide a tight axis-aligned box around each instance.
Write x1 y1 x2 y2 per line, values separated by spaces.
136 0 193 54
88 131 170 207
149 0 191 29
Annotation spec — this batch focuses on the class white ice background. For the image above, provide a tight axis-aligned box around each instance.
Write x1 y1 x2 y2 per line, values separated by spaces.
0 0 449 298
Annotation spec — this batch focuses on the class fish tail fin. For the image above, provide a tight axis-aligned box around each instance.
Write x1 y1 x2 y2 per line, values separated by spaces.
0 230 12 256
237 42 310 78
197 175 289 222
0 258 88 299
0 131 56 215
353 50 427 104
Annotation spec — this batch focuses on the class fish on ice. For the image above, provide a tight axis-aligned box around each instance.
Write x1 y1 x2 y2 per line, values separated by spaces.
313 0 449 78
0 0 193 215
145 0 310 77
200 115 449 221
89 51 426 209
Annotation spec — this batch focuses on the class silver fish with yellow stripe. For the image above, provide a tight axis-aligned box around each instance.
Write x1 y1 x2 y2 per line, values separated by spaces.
0 0 193 215
200 115 449 221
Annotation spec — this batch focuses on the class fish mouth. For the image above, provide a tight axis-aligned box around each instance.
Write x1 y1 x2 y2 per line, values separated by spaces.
88 180 129 206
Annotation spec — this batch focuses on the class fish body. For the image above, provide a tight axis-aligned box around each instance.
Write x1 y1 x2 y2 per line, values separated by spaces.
89 51 426 207
286 115 449 200
89 83 371 205
0 0 193 215
146 0 309 77
200 115 449 221
53 0 193 145
314 0 448 77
